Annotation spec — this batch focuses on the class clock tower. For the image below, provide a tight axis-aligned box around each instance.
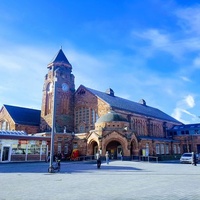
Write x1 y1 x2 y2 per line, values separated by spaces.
40 48 75 133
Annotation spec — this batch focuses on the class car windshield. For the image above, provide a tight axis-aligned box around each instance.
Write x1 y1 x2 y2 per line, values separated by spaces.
182 153 192 157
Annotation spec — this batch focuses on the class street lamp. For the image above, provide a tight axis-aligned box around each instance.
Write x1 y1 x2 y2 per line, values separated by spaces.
48 67 58 173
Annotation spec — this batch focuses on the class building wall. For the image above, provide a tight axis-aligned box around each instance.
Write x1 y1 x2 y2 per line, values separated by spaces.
74 86 110 133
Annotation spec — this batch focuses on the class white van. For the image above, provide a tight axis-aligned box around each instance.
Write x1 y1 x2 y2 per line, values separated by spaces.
180 153 199 164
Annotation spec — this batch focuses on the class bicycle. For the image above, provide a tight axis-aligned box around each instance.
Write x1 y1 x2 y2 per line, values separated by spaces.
48 158 61 173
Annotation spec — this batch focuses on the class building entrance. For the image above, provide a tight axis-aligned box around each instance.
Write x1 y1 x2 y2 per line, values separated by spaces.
106 141 122 160
2 146 10 161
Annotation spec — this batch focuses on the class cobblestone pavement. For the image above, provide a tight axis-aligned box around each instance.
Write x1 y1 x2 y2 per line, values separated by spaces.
0 160 199 200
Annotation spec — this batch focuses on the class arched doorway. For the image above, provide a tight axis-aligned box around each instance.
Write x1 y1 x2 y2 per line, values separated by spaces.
88 140 98 156
106 140 122 160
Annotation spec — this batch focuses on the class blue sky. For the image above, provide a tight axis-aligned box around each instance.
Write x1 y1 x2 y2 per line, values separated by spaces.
0 0 200 124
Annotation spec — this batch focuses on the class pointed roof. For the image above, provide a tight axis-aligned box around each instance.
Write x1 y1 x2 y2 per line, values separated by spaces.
78 85 182 124
48 49 71 67
4 104 41 126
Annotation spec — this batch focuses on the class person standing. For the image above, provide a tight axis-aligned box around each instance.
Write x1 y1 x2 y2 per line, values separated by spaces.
193 153 197 166
105 151 109 164
120 151 123 161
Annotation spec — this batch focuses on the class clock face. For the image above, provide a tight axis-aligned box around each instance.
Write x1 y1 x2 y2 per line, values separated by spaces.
62 83 69 92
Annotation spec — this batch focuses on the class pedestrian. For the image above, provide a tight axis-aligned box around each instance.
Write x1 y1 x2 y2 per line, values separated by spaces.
46 152 50 162
57 152 62 161
193 152 197 166
96 151 101 169
120 151 123 161
105 151 109 164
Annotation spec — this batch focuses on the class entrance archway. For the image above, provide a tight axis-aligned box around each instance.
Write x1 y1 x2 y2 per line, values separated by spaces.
105 140 122 160
88 140 98 156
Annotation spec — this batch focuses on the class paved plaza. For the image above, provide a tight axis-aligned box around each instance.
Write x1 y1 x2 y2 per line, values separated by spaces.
0 160 200 200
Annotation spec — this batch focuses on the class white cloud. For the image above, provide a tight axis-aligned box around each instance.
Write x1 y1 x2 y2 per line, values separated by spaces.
139 29 170 48
180 76 191 82
175 5 200 35
193 56 200 68
185 95 195 108
172 94 197 124
131 5 200 61
172 107 199 124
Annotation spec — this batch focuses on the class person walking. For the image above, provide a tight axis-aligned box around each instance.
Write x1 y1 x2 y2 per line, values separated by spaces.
56 152 62 171
96 151 101 169
105 151 109 164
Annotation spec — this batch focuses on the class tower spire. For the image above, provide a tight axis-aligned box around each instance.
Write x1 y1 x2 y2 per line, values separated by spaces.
48 48 71 69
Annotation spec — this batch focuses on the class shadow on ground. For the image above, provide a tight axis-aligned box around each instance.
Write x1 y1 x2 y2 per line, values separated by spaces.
0 161 144 174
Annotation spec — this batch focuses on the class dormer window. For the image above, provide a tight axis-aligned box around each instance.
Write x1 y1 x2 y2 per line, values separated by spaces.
105 88 114 96
78 89 86 95
139 99 146 106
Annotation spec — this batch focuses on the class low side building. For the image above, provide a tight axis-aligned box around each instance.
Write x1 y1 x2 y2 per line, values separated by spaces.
0 130 50 162
169 124 200 154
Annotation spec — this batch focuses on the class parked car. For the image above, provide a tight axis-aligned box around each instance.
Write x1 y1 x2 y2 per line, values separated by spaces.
180 153 199 164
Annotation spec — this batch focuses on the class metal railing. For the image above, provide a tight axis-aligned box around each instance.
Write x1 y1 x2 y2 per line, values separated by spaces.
132 155 158 163
70 155 96 161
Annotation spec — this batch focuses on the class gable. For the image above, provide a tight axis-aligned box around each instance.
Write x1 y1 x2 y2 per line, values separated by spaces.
75 85 98 105
4 105 41 126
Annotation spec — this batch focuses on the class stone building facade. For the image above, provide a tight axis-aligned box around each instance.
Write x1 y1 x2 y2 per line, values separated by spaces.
2 48 200 162
38 49 183 160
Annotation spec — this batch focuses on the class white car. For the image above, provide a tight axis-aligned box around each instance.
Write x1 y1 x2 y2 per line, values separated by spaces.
180 153 198 164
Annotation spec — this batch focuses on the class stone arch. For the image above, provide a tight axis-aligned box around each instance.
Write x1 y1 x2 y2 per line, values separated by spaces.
104 140 124 160
87 139 99 156
104 136 126 151
102 131 129 158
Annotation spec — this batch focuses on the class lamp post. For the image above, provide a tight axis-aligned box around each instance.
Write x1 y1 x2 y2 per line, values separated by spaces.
48 67 58 173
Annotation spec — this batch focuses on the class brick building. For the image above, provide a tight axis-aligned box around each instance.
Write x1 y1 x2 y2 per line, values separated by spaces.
2 48 200 162
37 48 183 160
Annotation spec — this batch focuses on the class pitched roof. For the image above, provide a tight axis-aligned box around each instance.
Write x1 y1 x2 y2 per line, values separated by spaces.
49 49 71 66
4 105 41 126
84 86 181 124
170 123 200 131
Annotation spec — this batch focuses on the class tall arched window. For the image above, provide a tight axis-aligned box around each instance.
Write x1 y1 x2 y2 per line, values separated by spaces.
156 144 160 154
45 82 53 115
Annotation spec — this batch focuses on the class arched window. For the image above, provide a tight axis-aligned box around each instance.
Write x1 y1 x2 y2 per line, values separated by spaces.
166 144 169 154
156 144 160 154
161 144 164 154
45 82 53 115
0 120 9 130
173 144 177 154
